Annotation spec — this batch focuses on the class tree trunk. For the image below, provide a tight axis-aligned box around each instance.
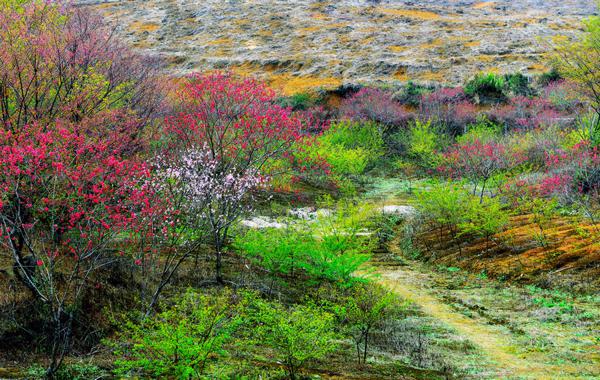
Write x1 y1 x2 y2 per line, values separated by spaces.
46 310 72 379
479 179 487 204
215 248 223 284
362 328 370 365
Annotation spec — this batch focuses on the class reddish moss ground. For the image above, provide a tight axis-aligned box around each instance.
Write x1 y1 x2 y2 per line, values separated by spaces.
413 215 600 291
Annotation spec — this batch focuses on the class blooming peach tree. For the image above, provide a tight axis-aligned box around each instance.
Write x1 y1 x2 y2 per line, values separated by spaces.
0 1 165 375
0 120 155 375
544 142 600 227
164 72 322 283
0 0 164 133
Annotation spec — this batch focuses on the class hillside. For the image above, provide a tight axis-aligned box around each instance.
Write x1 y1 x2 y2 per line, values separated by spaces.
81 0 595 93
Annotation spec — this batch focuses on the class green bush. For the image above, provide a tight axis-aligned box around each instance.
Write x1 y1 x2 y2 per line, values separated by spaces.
111 290 243 379
391 119 443 173
237 225 371 286
253 301 339 380
316 120 384 175
407 119 438 161
26 362 106 380
234 223 370 284
458 196 509 241
576 113 600 148
397 81 433 107
457 117 501 145
235 200 374 286
342 284 401 365
278 92 316 110
415 182 509 239
465 73 506 103
537 68 562 87
415 182 470 230
504 72 534 96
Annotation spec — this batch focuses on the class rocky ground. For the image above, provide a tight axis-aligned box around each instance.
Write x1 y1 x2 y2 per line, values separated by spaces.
79 0 595 93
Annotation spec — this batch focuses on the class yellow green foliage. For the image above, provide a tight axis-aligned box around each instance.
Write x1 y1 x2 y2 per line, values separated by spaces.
316 121 384 175
553 4 600 117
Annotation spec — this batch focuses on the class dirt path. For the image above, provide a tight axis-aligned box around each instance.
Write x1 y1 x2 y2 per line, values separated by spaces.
363 179 599 379
375 234 593 380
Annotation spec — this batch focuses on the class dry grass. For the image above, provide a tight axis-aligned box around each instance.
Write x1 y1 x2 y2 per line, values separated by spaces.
232 62 342 94
268 74 342 95
389 45 408 53
394 68 409 81
378 8 442 21
473 2 496 10
465 40 481 48
129 21 160 34
206 38 233 46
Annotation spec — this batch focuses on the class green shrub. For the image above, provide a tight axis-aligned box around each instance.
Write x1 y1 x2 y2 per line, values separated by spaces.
342 284 402 365
375 213 404 244
465 73 506 103
235 227 308 280
326 147 371 175
407 119 438 158
397 81 432 107
537 68 562 87
253 301 339 380
277 92 316 110
574 113 600 148
316 120 384 175
415 182 470 230
237 225 372 286
111 290 243 379
504 72 534 96
405 119 442 171
415 182 509 240
235 199 374 286
458 196 509 241
26 362 106 380
457 117 501 145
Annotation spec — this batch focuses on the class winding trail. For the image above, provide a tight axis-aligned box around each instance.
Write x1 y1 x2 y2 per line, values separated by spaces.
374 224 591 380
362 179 594 379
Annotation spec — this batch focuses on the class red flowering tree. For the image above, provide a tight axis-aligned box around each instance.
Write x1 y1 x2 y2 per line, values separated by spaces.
441 139 522 202
487 96 570 131
0 120 154 376
0 1 166 375
500 141 600 242
419 87 478 135
164 72 322 284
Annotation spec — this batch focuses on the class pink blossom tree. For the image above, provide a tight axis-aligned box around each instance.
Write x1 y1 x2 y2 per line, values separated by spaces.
339 88 411 129
544 142 600 227
419 87 478 135
487 96 569 132
0 1 166 375
165 72 321 284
